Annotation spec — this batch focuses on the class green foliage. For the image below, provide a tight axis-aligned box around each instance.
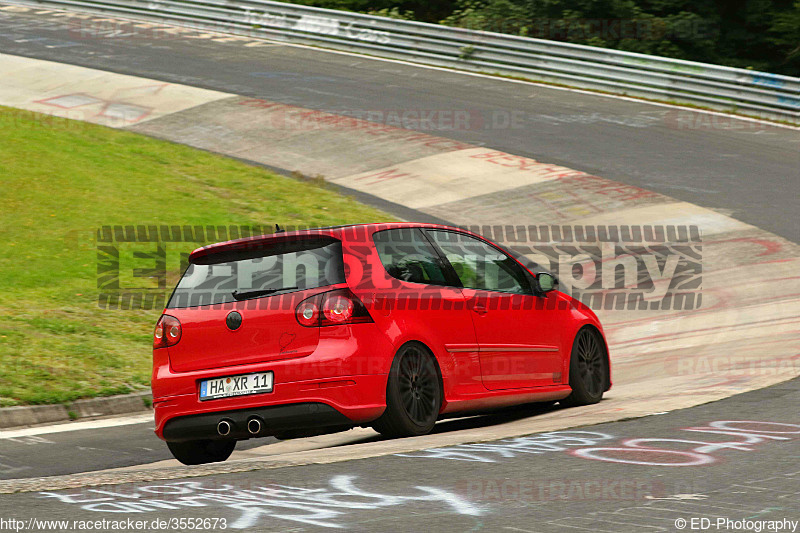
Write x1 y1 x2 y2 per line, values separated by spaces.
366 7 415 19
279 0 800 75
767 0 800 74
459 44 477 60
281 0 457 21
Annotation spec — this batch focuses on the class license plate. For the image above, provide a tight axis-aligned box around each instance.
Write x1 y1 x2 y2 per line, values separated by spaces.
199 371 273 401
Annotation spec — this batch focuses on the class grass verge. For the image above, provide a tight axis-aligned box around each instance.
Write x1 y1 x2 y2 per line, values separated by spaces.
0 106 393 406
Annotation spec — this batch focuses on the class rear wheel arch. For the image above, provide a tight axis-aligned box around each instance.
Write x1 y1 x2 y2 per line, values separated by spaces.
397 340 446 407
390 337 450 404
372 340 444 437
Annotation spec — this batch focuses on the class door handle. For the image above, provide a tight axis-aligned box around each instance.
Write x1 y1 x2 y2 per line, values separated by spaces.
471 304 487 315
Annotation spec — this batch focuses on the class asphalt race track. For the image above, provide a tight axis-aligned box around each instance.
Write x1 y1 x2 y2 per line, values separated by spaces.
0 9 797 241
0 417 273 479
0 5 799 530
1 377 799 531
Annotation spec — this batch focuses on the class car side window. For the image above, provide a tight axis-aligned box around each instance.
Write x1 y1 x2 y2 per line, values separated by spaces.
427 230 532 294
373 228 449 285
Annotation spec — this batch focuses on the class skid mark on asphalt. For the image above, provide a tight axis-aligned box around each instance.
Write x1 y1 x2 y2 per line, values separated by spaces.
0 455 31 476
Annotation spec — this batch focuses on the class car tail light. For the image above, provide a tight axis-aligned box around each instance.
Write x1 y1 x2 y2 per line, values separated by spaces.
296 289 372 327
154 315 182 348
323 294 354 323
296 299 320 327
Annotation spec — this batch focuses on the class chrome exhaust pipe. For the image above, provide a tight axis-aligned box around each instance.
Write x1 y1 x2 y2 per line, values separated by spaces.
217 419 232 436
247 417 263 435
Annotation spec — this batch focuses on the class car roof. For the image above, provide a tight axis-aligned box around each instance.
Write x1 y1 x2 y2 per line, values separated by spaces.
187 222 470 263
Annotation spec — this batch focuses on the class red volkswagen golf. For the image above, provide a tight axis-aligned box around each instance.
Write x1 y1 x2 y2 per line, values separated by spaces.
152 223 610 464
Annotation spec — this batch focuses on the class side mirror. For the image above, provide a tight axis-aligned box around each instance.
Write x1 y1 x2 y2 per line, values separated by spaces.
535 273 558 294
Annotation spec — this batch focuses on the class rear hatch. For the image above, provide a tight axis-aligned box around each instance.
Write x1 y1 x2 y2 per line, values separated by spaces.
165 235 345 373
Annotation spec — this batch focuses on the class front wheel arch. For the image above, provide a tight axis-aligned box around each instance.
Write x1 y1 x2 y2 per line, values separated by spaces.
561 325 609 406
568 324 610 390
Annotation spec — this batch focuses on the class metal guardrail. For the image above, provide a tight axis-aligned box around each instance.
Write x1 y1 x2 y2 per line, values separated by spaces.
7 0 799 122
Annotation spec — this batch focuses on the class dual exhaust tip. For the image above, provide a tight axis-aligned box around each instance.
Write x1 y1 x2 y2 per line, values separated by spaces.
216 419 232 436
247 417 262 435
216 417 263 437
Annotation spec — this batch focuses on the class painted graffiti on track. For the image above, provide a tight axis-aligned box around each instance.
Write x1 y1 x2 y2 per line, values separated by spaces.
573 420 800 466
397 421 800 467
396 430 614 462
39 475 484 529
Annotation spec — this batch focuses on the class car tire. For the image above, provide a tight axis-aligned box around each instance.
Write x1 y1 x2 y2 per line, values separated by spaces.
372 342 442 438
166 439 236 465
561 327 607 407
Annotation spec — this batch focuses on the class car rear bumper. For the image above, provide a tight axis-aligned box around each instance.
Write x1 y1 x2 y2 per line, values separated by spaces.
152 322 396 441
162 402 356 442
153 373 388 441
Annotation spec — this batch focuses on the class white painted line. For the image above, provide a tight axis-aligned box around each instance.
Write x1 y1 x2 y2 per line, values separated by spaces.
0 413 153 439
243 41 284 47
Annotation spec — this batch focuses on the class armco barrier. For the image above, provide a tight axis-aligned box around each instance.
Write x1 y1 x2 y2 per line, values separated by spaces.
4 0 799 121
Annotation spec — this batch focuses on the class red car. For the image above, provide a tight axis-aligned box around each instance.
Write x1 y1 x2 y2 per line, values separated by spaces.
152 223 610 464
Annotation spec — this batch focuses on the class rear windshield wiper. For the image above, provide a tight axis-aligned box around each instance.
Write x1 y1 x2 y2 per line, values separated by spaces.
231 287 298 301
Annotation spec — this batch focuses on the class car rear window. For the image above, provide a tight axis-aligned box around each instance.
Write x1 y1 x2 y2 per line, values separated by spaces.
167 238 345 308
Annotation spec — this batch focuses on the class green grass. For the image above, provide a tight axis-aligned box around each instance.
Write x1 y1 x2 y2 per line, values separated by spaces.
0 106 393 406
